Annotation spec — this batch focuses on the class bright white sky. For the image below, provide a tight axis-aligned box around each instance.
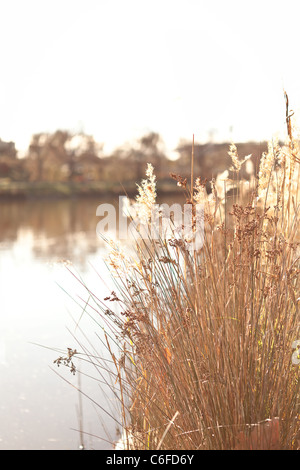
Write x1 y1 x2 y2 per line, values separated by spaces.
1 0 300 156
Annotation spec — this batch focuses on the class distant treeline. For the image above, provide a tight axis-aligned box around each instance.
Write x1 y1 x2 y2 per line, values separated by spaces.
0 131 267 192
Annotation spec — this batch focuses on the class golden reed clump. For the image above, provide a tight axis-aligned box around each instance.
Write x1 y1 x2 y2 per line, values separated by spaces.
107 110 299 448
56 94 299 450
116 100 298 449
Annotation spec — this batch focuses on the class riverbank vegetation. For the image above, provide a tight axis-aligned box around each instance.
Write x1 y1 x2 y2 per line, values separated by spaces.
0 130 266 199
55 96 299 450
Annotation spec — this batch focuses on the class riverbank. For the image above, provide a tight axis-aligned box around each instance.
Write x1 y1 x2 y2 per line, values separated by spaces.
0 179 177 200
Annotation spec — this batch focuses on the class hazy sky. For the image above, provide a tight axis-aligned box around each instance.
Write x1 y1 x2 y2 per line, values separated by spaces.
1 0 300 155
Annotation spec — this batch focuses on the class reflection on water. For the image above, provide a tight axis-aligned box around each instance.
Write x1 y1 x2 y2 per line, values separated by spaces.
0 197 120 450
0 198 116 268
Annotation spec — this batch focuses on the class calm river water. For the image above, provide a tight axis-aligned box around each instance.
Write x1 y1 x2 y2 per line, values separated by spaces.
0 197 121 450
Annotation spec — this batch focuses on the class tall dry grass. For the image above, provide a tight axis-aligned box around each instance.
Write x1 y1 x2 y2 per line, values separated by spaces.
56 95 299 450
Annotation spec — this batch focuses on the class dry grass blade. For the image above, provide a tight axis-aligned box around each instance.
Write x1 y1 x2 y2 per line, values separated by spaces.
157 411 180 450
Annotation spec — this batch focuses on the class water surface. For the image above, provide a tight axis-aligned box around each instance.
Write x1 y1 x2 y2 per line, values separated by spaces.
0 197 119 450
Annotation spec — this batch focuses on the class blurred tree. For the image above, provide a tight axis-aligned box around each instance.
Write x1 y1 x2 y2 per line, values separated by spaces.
26 131 69 181
26 131 103 182
138 132 165 178
65 133 103 181
109 132 168 182
0 139 21 180
0 139 17 159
